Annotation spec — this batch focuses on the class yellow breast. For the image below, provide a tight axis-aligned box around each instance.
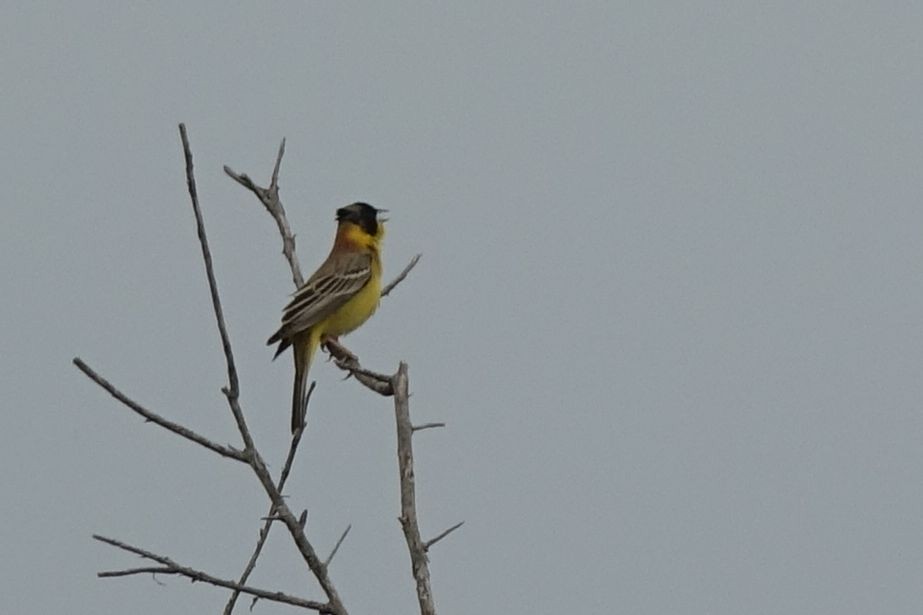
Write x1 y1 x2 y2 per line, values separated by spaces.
317 258 382 337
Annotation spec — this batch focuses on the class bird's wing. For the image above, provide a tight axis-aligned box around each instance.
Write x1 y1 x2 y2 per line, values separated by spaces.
268 251 372 345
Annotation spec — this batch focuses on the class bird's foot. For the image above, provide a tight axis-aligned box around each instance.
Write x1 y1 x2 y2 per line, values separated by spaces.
322 336 358 363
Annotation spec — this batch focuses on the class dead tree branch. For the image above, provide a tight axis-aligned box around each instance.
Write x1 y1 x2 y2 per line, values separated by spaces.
179 124 347 614
223 134 446 615
71 357 246 462
79 127 443 615
392 363 436 615
321 344 457 615
77 125 348 615
323 343 457 614
224 141 420 300
93 535 330 612
324 525 352 568
412 422 446 433
181 124 240 400
179 124 248 441
424 521 465 552
324 338 394 396
381 253 422 297
223 139 304 288
223 386 312 615
97 566 172 578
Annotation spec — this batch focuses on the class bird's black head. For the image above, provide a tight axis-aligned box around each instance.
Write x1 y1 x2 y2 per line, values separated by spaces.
336 202 385 236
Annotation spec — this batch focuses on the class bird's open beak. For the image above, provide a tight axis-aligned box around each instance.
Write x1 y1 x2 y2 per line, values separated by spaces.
377 208 389 222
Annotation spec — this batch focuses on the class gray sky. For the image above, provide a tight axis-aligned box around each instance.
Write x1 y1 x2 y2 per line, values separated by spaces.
4 2 923 613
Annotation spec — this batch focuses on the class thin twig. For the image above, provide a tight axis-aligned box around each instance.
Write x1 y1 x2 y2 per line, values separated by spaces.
393 363 437 615
424 522 464 552
412 423 445 433
324 525 352 567
72 357 247 462
278 381 315 488
270 138 285 189
93 535 330 612
97 566 172 578
381 253 422 298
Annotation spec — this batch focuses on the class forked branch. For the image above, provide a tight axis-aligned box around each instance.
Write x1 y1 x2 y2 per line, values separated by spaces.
78 125 348 615
81 127 443 615
223 139 304 288
179 124 346 614
224 142 420 300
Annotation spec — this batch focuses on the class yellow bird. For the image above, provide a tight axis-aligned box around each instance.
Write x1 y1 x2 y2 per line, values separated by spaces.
268 202 386 433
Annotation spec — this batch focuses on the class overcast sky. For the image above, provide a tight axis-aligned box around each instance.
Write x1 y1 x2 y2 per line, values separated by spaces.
4 3 923 614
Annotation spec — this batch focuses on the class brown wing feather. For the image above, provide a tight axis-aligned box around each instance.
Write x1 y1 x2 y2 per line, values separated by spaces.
267 252 372 354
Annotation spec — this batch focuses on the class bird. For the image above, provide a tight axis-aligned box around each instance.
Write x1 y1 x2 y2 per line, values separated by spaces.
267 202 386 433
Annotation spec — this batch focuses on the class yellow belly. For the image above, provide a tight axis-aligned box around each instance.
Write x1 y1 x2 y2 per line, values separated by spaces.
317 273 381 338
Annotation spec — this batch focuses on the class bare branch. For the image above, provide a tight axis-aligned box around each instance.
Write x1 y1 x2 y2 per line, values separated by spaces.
278 381 315 489
324 525 352 567
270 138 285 189
424 522 464 552
93 535 331 612
98 566 172 578
178 125 245 445
392 363 437 615
223 138 304 288
179 124 240 400
72 357 247 462
213 375 345 613
224 383 314 615
225 140 421 298
179 125 347 615
412 422 445 433
381 253 422 298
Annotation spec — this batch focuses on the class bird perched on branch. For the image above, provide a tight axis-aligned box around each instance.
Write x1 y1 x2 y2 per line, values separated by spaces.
267 202 386 433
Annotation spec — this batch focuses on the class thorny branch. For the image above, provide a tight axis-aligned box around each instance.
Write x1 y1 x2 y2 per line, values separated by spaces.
226 138 455 615
392 363 435 615
79 127 450 615
224 143 421 301
78 125 348 615
179 124 347 615
222 140 424 612
223 139 304 288
223 384 313 615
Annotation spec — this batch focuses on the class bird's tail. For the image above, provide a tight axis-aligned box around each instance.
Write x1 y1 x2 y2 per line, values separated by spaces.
291 330 321 434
